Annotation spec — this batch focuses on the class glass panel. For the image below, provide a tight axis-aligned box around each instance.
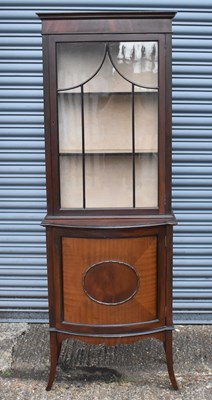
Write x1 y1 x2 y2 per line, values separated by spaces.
83 53 132 93
135 154 158 207
57 41 159 210
134 91 158 152
60 155 83 208
84 93 132 153
58 93 82 153
85 155 133 208
109 42 158 88
57 42 106 90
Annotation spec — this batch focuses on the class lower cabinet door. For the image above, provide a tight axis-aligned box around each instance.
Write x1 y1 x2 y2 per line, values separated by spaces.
52 226 167 335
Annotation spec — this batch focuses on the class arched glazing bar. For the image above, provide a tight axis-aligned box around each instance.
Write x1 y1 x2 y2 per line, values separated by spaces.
57 41 158 92
57 42 107 92
108 42 158 90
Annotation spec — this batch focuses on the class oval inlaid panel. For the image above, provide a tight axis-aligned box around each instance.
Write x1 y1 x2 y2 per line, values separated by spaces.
83 260 139 305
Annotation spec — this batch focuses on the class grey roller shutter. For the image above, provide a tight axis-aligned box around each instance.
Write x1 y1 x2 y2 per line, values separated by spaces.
171 4 212 323
0 1 211 323
0 4 47 321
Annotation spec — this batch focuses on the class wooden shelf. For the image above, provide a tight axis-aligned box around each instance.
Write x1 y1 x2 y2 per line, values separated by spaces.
58 90 158 94
59 151 158 155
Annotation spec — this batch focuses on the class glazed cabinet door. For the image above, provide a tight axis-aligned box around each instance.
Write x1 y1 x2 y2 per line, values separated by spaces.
58 41 159 210
45 34 167 215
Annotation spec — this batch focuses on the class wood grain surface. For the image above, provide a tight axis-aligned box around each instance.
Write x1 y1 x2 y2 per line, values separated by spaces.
62 236 158 325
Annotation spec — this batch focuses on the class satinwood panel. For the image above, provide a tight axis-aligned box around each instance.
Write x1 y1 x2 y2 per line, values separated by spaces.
62 236 158 325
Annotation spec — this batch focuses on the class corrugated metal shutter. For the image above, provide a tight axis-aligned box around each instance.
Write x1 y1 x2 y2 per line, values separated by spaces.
0 3 47 321
171 2 212 323
0 1 211 323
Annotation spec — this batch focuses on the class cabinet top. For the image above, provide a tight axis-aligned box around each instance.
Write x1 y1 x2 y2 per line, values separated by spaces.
37 11 176 35
37 11 176 20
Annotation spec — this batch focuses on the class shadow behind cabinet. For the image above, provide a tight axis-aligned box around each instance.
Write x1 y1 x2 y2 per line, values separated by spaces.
38 11 178 390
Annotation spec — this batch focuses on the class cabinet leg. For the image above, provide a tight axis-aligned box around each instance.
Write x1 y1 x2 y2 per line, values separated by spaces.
164 330 178 390
46 332 62 391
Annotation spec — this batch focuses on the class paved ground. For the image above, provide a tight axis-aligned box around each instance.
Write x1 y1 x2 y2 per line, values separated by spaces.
0 324 211 399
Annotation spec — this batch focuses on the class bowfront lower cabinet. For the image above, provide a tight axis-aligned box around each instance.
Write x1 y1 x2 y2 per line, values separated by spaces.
38 11 178 390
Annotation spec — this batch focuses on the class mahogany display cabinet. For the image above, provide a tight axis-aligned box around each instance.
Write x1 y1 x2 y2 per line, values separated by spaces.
38 11 178 390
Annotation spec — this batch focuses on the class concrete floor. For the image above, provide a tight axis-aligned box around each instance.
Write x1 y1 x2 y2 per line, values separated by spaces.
0 324 211 399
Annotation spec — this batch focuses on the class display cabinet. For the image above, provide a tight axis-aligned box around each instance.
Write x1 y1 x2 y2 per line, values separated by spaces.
38 11 178 390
